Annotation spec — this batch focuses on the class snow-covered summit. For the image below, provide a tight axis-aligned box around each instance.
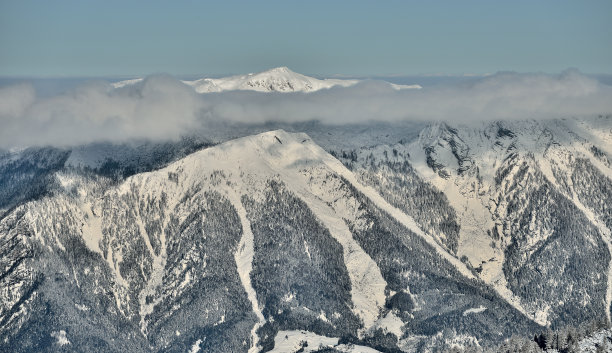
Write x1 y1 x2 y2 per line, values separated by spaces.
111 67 422 93
182 66 359 93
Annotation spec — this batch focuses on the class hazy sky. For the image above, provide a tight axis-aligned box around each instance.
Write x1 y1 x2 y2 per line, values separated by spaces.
1 0 611 77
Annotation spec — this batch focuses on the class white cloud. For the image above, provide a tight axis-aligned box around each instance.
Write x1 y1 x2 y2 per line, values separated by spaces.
0 83 35 119
0 75 203 148
1 70 611 148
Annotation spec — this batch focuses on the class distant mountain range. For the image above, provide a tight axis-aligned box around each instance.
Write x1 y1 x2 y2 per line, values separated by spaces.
111 67 422 93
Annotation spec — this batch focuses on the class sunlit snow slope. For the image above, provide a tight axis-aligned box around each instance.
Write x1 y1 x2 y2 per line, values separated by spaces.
1 130 538 353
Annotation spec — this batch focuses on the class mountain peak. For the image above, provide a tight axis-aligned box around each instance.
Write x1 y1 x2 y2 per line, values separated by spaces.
211 129 312 162
264 66 293 74
116 67 424 93
183 67 358 93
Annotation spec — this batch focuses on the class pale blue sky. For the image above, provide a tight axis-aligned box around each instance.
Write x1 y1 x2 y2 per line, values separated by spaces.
1 0 611 77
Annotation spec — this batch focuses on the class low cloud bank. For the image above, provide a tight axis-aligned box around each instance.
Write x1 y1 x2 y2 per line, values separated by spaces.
1 70 611 148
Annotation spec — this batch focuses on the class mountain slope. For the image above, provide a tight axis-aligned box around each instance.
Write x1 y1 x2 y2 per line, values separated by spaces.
0 130 540 352
335 116 612 329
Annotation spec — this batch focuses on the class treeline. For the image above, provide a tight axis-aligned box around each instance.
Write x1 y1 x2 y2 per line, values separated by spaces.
493 318 610 353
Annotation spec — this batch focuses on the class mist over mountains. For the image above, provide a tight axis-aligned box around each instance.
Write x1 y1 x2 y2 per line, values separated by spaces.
1 68 611 148
0 68 611 352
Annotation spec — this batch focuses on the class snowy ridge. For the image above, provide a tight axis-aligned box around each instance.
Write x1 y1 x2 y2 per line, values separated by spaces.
301 140 478 281
29 129 528 338
289 185 387 330
111 67 421 93
216 130 387 329
402 125 534 321
401 117 612 326
241 132 387 330
4 120 610 351
59 129 503 343
81 129 392 343
331 118 612 327
183 66 359 93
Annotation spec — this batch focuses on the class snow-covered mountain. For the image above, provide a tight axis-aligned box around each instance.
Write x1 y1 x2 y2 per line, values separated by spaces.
111 67 421 93
0 117 610 352
183 66 360 93
334 116 612 328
